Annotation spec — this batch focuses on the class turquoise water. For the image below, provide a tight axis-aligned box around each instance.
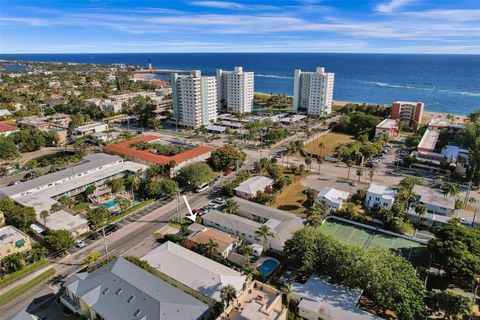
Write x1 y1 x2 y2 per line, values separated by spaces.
257 259 280 277
103 200 117 208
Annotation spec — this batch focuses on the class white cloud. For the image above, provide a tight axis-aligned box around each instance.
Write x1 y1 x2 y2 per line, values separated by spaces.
376 0 414 13
189 1 277 10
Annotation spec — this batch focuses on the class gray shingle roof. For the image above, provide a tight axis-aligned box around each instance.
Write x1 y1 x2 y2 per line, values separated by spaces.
63 257 209 320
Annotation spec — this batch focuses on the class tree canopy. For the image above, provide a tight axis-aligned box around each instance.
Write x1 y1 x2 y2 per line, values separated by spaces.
284 227 426 320
177 162 216 189
208 145 246 171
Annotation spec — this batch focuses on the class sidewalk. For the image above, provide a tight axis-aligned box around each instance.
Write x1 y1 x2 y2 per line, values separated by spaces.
0 264 54 296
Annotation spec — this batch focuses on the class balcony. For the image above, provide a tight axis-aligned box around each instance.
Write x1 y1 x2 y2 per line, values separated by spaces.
60 293 81 313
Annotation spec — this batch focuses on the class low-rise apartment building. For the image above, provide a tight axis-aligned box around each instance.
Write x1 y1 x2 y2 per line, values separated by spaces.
390 101 424 125
0 153 147 236
61 257 209 320
411 185 455 216
203 197 306 251
374 119 398 139
0 226 31 259
142 241 246 306
71 122 108 139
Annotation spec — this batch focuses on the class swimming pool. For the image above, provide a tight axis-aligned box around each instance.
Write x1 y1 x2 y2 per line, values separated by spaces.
256 258 280 278
103 199 117 208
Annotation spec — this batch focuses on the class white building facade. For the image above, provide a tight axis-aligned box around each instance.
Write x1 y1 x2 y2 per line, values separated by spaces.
365 184 396 210
171 71 217 128
293 67 334 116
216 66 254 114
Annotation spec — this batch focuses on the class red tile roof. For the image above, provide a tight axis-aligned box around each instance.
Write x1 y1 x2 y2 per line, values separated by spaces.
104 135 214 165
0 124 19 133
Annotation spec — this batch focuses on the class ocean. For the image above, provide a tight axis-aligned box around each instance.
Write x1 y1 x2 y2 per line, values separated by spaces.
1 53 479 115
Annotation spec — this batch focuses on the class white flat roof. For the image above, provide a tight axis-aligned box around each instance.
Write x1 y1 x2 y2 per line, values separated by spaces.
45 210 88 232
0 226 28 247
317 187 350 203
367 184 396 199
418 128 440 151
376 119 398 130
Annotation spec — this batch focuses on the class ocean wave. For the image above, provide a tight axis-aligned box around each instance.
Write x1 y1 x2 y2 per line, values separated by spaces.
255 74 294 80
362 81 480 97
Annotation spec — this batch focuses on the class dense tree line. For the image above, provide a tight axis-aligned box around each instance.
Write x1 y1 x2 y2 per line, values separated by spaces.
209 144 246 172
332 111 381 138
0 197 37 232
284 227 427 320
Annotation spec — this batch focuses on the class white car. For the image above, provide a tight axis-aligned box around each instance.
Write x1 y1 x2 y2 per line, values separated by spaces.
195 183 210 193
75 240 86 248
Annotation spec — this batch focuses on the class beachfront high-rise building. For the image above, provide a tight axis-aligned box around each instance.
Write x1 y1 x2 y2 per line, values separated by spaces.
293 67 334 116
171 70 217 128
216 66 254 114
390 101 424 125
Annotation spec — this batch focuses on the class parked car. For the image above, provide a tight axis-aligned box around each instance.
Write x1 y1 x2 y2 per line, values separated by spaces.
195 183 210 193
104 224 119 234
7 181 19 186
192 208 206 216
349 181 358 186
224 170 233 176
213 197 225 204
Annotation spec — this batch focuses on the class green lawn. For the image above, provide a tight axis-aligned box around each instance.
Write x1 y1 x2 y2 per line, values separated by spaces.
0 268 55 307
73 202 90 212
108 199 156 224
0 259 49 288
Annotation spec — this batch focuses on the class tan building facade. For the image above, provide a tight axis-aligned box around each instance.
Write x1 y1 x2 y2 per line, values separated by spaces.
0 226 32 259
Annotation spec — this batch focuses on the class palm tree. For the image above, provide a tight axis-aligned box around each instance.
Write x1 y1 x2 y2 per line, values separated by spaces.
356 167 364 182
84 251 101 270
242 263 259 280
282 283 293 311
346 159 354 180
224 199 240 214
304 157 312 172
254 225 275 249
40 210 49 227
220 284 237 307
317 157 324 174
318 142 325 159
203 239 219 258
369 168 375 182
441 182 459 198
415 202 427 221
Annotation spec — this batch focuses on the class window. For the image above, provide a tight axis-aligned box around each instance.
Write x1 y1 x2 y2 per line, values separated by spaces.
115 288 122 295
134 309 141 317
102 288 109 295
127 296 135 303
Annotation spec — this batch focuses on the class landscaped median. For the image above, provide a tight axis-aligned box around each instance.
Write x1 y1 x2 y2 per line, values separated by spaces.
0 267 55 307
107 198 156 224
0 259 49 289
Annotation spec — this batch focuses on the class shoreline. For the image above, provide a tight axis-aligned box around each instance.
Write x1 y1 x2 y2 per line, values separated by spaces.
254 92 472 119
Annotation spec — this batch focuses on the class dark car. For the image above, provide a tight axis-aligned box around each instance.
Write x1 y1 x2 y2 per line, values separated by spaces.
104 224 119 234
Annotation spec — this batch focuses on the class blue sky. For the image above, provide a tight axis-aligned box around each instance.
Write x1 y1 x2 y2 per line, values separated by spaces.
0 0 479 54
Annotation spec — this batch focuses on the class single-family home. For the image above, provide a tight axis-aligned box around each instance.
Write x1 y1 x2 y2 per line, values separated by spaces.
315 187 350 210
234 176 274 199
291 276 383 320
365 184 396 210
0 124 19 136
184 223 239 258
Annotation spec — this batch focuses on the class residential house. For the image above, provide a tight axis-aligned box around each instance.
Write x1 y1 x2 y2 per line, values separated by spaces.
0 124 19 136
141 241 246 306
235 176 274 199
0 226 31 260
291 276 383 320
184 224 239 258
61 257 209 320
365 184 396 210
407 185 457 225
315 187 350 210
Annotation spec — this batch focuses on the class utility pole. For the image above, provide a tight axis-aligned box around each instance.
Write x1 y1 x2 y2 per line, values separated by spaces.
102 226 108 260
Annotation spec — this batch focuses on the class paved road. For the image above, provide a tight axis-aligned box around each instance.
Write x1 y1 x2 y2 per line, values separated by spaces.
4 185 220 320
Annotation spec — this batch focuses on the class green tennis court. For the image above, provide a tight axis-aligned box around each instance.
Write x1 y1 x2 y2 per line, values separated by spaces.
320 218 429 268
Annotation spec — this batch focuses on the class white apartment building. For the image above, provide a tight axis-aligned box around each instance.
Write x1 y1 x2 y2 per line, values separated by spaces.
216 66 254 114
171 71 217 128
293 67 334 116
